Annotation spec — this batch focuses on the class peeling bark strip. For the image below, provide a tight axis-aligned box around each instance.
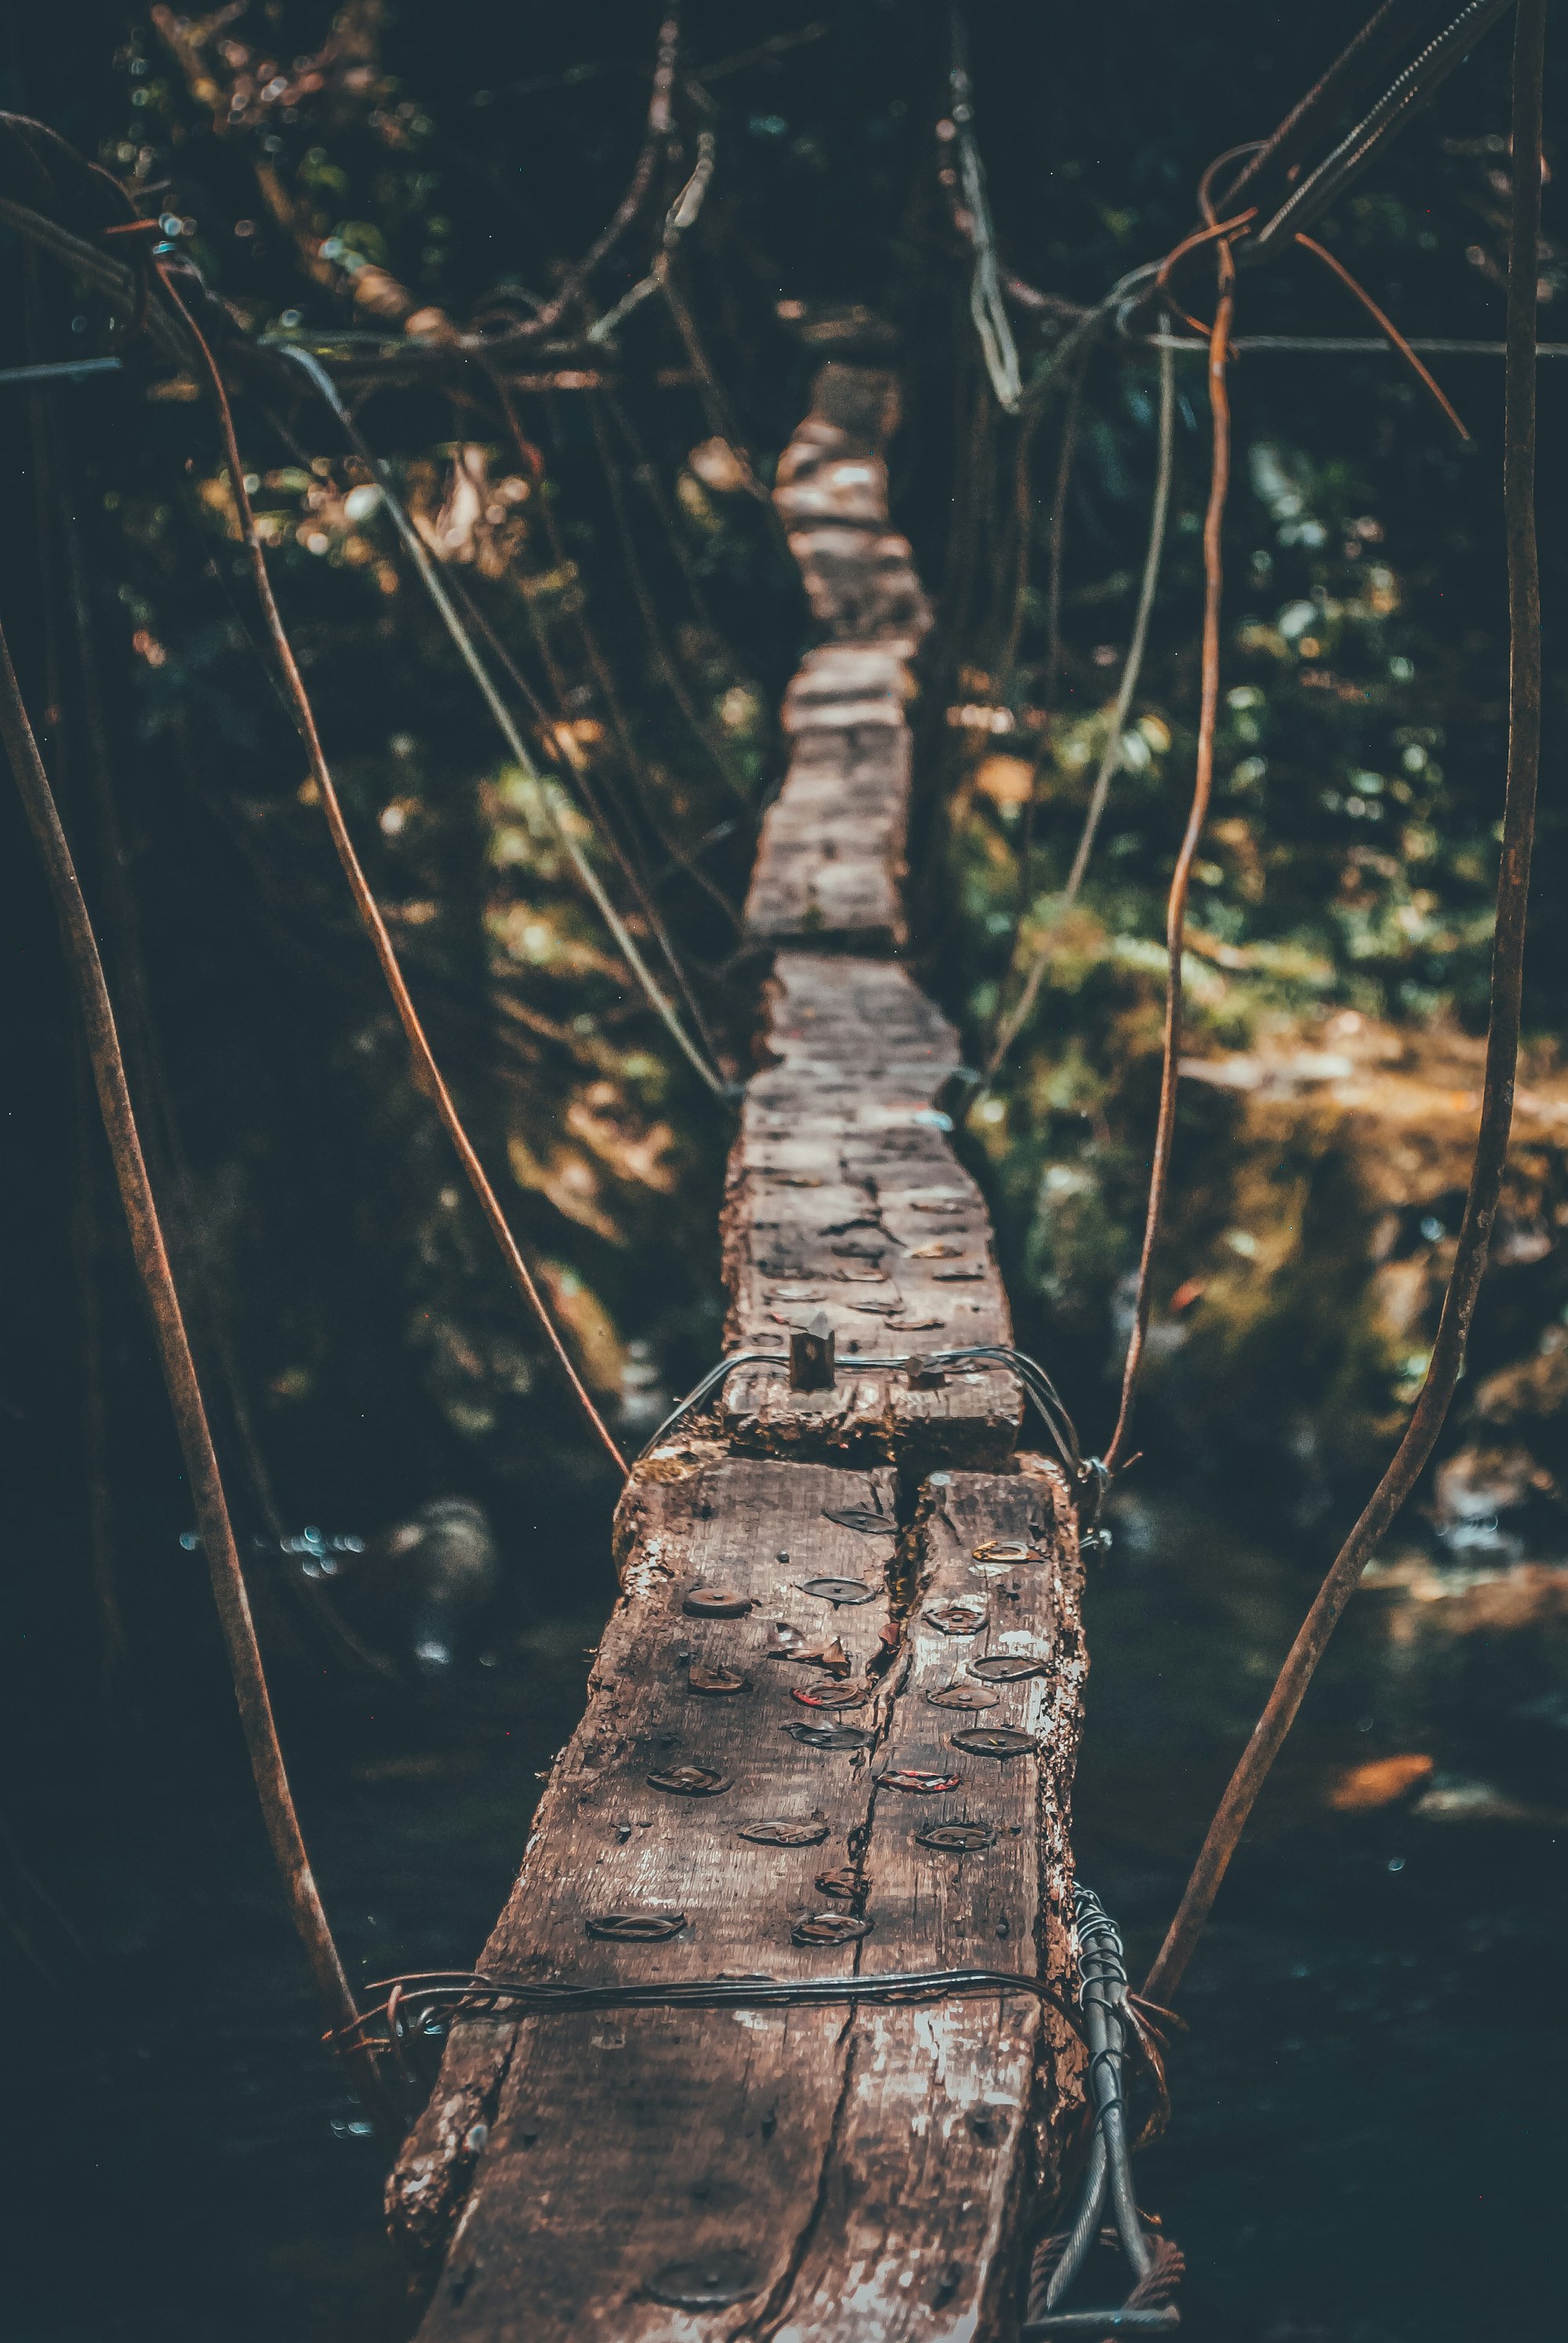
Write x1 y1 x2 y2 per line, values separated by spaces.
391 1449 1083 2341
745 363 932 951
721 954 1022 1464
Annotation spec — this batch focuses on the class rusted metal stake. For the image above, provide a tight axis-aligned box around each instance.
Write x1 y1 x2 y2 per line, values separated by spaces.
789 1312 837 1392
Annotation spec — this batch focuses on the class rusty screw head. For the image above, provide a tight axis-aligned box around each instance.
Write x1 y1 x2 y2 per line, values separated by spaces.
950 1727 1034 1760
585 1911 687 1942
916 1822 995 1852
799 1575 877 1607
739 1818 829 1847
927 1683 1000 1712
647 2251 759 2309
792 1910 872 1947
688 1662 747 1696
972 1538 1051 1564
791 1678 873 1711
785 1722 873 1752
877 1767 964 1794
683 1583 754 1618
927 1602 987 1636
647 1764 732 1796
969 1654 1046 1683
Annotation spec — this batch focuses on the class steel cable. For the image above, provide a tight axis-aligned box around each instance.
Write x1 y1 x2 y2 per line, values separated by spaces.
1144 0 1548 2009
153 265 630 1475
0 613 398 2142
982 330 1177 1092
1102 210 1236 1477
1246 0 1519 260
280 348 730 1100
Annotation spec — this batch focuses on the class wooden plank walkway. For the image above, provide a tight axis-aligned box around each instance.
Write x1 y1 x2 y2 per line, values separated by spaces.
720 954 1021 1466
387 361 1087 2340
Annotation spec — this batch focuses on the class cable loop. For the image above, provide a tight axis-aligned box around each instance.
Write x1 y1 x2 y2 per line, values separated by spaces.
1024 1887 1181 2338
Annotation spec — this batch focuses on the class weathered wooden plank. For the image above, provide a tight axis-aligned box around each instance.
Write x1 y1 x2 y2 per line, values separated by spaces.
390 354 1089 2343
745 719 911 950
721 954 1022 1464
390 1448 905 2329
744 363 931 952
764 1459 1087 2341
390 1444 1085 2341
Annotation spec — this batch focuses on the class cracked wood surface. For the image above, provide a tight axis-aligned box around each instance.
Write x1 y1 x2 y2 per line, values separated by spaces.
390 1451 902 2327
766 1462 1085 2342
390 1448 1083 2341
743 364 931 952
721 954 1021 1465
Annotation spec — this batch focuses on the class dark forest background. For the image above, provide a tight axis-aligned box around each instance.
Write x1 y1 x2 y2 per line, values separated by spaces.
1 6 1565 2340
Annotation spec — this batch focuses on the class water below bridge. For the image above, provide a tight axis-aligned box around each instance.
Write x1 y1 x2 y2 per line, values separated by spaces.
7 1473 1565 2343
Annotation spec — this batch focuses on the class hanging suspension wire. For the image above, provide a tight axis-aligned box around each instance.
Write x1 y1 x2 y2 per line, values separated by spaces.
1144 0 1547 2007
1291 232 1468 437
1214 0 1450 218
947 9 1023 412
281 348 729 1099
585 127 717 347
1102 201 1238 1479
151 264 631 1476
1244 0 1519 260
982 330 1177 1093
0 614 397 2141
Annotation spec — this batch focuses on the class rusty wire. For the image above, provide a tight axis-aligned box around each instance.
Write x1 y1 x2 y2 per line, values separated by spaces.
1292 232 1468 437
278 346 728 1100
1102 207 1237 1480
0 616 398 2142
1144 0 1548 2007
154 260 630 1476
982 332 1177 1096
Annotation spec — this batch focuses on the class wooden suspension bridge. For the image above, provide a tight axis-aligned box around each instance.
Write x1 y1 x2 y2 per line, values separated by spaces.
384 359 1091 2338
0 9 1549 2333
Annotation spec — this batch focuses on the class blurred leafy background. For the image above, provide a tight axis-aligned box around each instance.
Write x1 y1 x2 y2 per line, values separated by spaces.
2 5 1566 2338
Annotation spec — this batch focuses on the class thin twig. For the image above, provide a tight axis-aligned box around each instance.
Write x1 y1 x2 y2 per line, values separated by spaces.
1143 0 1547 2004
948 8 1022 412
487 372 742 926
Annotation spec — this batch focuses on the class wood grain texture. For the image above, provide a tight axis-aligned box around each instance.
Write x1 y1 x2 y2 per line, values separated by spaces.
768 1460 1087 2342
744 365 931 951
390 1447 1085 2341
390 1447 904 2323
720 954 1022 1465
745 703 911 952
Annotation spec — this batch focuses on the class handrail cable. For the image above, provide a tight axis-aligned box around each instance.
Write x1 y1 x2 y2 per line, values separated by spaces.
1245 0 1519 260
949 9 1024 412
280 348 729 1099
980 329 1176 1094
154 264 630 1475
0 617 399 2143
1144 0 1547 2006
1102 193 1237 1478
